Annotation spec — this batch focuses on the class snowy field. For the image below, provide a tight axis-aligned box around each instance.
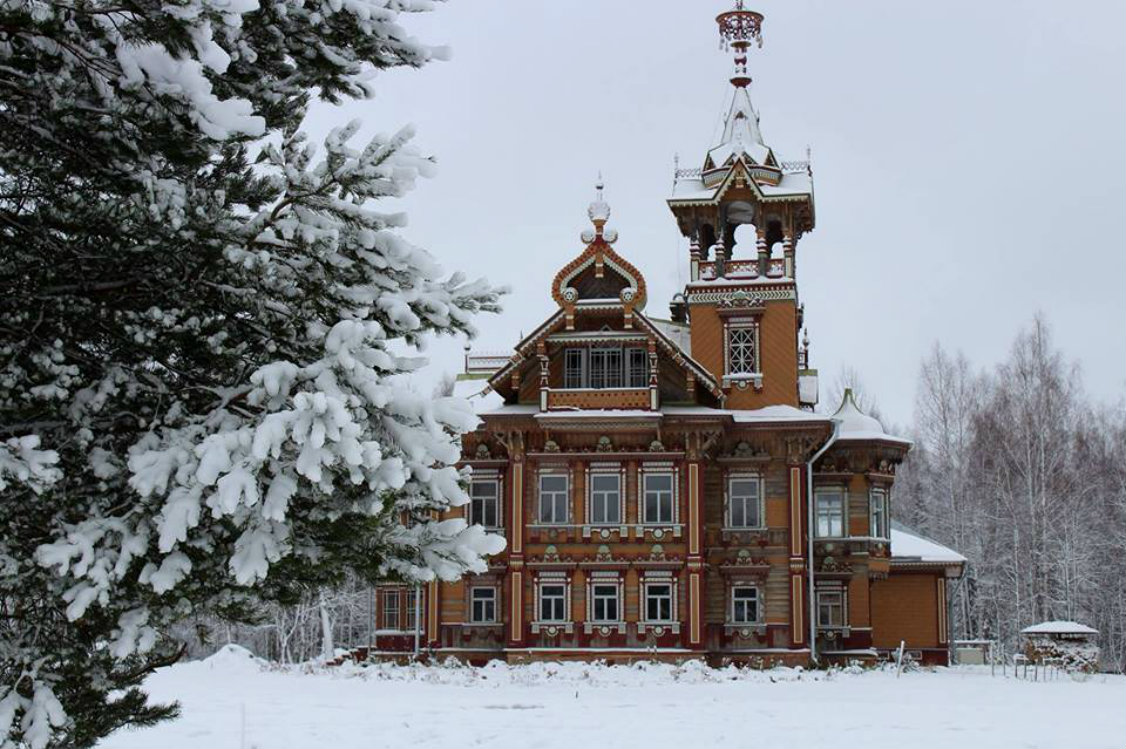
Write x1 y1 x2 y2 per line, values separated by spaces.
98 646 1126 749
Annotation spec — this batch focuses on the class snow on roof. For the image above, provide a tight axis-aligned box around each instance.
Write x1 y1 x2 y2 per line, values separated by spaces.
890 522 966 564
648 318 692 356
831 389 912 446
535 409 660 420
661 405 830 424
451 377 505 416
707 87 772 168
1021 621 1098 636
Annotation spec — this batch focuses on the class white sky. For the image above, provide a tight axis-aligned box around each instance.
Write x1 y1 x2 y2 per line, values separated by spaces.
306 0 1126 427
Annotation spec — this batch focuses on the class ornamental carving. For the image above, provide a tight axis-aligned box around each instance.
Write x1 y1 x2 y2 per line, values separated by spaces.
648 439 665 452
543 439 560 453
596 435 613 452
820 556 853 574
475 443 491 459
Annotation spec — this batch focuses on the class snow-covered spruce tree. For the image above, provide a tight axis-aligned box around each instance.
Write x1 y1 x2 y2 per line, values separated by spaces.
0 1 503 746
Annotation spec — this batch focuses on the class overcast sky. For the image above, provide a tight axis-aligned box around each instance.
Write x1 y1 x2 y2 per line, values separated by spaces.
307 0 1126 427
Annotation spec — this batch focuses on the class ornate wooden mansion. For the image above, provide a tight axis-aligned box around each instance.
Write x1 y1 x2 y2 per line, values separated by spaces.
373 2 965 666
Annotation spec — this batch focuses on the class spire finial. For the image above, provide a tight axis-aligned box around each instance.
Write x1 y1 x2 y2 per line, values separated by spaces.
587 174 610 234
716 1 763 88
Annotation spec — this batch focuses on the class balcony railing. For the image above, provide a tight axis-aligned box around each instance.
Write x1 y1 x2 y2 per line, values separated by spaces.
698 257 787 281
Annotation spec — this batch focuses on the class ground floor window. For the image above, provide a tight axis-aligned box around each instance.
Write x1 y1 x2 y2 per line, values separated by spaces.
405 589 419 631
381 590 400 630
591 583 620 622
731 586 760 624
539 583 568 622
470 587 496 623
644 582 674 622
817 590 845 628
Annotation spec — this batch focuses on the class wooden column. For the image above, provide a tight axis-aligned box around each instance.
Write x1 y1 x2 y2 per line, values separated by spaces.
426 580 439 646
507 441 526 647
686 459 705 648
788 464 807 646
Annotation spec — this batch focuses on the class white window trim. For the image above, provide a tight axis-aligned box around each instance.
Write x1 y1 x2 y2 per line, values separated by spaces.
585 464 625 527
814 486 848 539
583 573 626 634
869 487 889 540
537 469 571 525
468 474 503 531
722 318 762 386
725 473 765 530
639 465 679 526
728 583 763 626
469 586 498 624
531 574 573 633
641 579 677 624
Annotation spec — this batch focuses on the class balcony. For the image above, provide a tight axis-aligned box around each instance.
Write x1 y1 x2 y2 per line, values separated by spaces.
698 257 787 281
546 387 650 411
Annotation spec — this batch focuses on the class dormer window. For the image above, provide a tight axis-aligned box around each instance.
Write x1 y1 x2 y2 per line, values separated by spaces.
561 346 648 389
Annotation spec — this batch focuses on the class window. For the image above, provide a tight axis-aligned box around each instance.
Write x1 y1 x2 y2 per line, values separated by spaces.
815 488 845 538
381 590 400 630
591 583 620 622
470 588 496 623
869 488 889 539
817 590 845 628
470 479 500 529
538 474 569 524
642 472 675 524
727 325 756 375
728 476 763 528
644 583 674 622
539 583 567 622
561 346 648 390
405 589 419 631
589 473 621 525
627 347 648 388
564 348 586 389
589 347 623 388
731 586 760 624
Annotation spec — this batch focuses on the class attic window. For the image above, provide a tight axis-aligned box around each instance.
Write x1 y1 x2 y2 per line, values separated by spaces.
562 346 648 389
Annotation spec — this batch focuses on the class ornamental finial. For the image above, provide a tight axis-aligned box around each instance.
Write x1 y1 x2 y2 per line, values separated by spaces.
716 1 763 88
587 173 611 233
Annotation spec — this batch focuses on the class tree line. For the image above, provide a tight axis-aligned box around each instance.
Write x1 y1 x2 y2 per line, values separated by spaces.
889 316 1125 672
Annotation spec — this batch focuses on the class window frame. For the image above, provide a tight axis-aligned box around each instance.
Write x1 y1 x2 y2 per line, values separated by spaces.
643 581 675 623
563 347 587 389
723 318 761 378
626 347 649 388
815 487 846 538
469 477 501 530
404 588 419 632
726 474 764 529
381 590 400 630
537 472 570 525
469 587 497 624
589 346 624 389
587 469 623 526
730 585 761 625
538 581 569 623
641 470 677 525
816 589 846 629
869 487 889 539
590 583 621 623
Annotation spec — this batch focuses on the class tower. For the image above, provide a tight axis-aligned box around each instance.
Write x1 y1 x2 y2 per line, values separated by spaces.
668 1 817 411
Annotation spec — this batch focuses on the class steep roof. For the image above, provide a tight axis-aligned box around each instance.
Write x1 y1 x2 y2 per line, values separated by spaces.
706 86 773 169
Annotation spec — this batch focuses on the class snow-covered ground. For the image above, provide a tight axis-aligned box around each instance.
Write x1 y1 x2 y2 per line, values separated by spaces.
99 646 1125 749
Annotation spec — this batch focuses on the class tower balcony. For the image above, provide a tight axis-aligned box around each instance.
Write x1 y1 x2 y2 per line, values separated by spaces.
698 257 787 282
